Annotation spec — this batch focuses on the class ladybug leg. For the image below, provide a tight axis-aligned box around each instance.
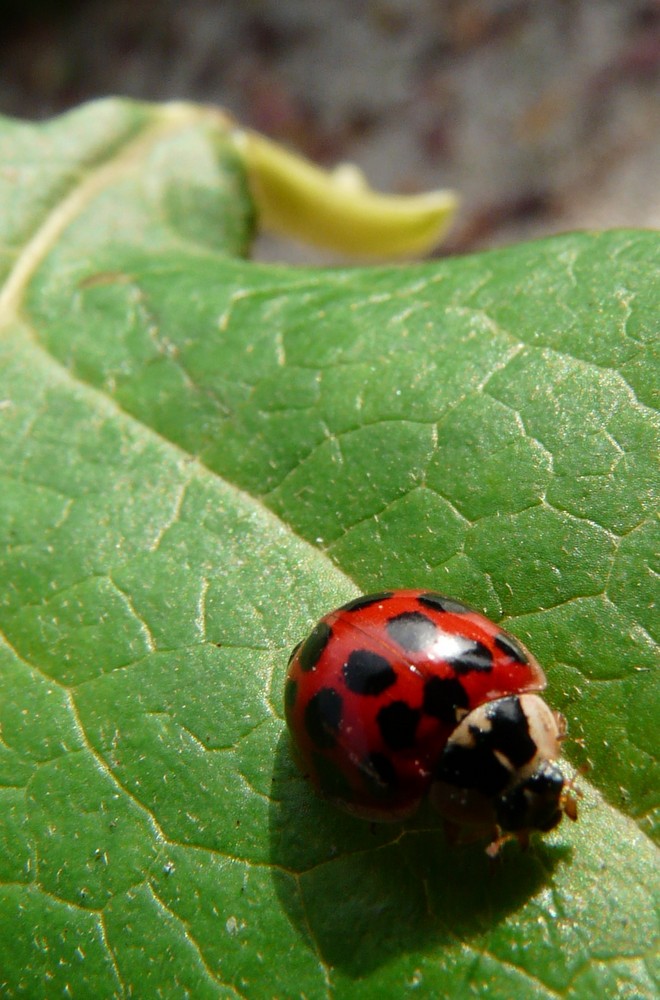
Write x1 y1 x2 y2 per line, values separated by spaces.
485 834 506 858
561 781 581 821
554 711 568 741
485 829 518 858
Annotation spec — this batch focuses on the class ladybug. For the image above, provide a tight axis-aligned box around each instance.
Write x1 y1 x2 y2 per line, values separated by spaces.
284 590 578 853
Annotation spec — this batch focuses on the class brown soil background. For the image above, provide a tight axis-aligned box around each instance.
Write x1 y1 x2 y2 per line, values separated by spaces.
2 0 658 260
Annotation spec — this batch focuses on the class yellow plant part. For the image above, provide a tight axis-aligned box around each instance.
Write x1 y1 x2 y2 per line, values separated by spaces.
233 128 457 259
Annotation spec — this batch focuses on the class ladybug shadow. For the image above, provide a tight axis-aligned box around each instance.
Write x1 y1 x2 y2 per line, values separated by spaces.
269 731 572 979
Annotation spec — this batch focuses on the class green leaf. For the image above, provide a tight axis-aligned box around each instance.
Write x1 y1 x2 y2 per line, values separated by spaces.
0 99 658 999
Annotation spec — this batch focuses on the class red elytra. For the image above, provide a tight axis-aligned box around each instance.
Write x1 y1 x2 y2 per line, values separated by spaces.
284 589 546 821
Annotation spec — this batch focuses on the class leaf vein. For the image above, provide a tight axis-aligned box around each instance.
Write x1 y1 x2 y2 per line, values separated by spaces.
0 111 207 326
64 689 170 848
146 882 247 999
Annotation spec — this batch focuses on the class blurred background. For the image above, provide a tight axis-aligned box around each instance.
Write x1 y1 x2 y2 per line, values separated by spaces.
1 0 658 259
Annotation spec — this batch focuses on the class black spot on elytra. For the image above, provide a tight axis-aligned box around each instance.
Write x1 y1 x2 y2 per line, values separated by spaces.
305 688 342 748
287 641 302 665
343 649 397 696
435 738 511 796
446 638 493 674
298 621 332 672
418 593 472 614
361 751 398 793
377 701 421 751
422 675 470 725
386 611 439 653
485 695 537 767
495 632 529 665
340 592 394 612
284 678 298 713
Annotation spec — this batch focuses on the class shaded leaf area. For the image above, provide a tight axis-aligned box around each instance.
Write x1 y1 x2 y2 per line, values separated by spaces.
0 101 658 998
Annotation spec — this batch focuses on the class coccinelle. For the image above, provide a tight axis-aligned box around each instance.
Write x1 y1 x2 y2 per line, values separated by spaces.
284 590 577 853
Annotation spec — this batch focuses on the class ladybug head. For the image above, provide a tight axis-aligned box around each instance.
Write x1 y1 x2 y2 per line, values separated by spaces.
494 758 566 833
432 693 578 846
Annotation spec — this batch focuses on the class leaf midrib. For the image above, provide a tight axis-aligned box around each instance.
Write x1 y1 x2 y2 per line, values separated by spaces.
0 104 222 325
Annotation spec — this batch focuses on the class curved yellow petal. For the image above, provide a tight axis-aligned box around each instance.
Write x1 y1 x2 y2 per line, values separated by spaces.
232 129 458 259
